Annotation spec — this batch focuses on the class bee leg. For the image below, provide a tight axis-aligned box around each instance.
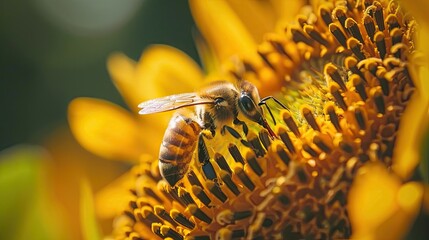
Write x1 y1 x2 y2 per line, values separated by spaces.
233 118 249 136
198 133 217 181
202 112 216 137
222 125 251 148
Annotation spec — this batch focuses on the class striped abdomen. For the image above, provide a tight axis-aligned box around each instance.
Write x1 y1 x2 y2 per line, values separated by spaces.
159 113 202 186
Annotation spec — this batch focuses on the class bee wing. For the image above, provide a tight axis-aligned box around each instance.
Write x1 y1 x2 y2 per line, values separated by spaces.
138 93 214 115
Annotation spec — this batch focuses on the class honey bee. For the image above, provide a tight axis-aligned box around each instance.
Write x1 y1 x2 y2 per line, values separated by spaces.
138 80 277 187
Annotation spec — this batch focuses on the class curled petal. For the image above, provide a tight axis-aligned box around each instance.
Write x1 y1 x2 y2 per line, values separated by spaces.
349 163 423 240
108 45 203 112
393 56 429 179
68 98 143 161
80 179 101 240
190 0 256 61
95 171 135 219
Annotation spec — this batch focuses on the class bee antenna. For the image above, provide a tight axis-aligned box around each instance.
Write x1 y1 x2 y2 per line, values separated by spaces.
259 96 289 110
259 101 277 125
258 96 289 125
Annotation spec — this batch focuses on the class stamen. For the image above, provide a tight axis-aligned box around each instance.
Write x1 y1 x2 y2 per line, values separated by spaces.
333 7 348 28
319 6 333 26
302 143 319 157
215 153 232 174
345 18 364 44
339 141 355 154
223 125 242 139
390 28 402 46
376 68 390 96
228 144 245 164
216 209 253 225
325 63 347 91
151 223 163 238
295 165 309 183
270 40 292 59
248 132 266 157
304 25 330 47
206 180 227 203
160 225 183 240
178 187 196 205
130 189 137 196
372 88 386 114
363 14 376 42
191 185 211 207
290 27 314 46
330 84 348 111
374 31 387 59
364 0 374 9
154 206 177 226
202 160 217 181
124 210 136 222
345 56 366 81
374 2 385 31
219 170 240 196
142 206 163 224
258 50 276 70
392 43 406 59
386 14 400 31
187 170 203 188
354 107 367 130
144 187 164 204
234 165 255 191
313 135 332 153
245 150 263 176
348 38 366 60
129 200 138 209
325 103 342 132
259 129 272 149
276 144 291 166
329 23 348 48
302 106 320 132
281 110 301 137
277 126 296 153
187 204 212 224
171 209 195 229
351 74 368 101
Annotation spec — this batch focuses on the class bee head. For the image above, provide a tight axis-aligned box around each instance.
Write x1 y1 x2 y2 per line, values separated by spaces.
237 81 264 125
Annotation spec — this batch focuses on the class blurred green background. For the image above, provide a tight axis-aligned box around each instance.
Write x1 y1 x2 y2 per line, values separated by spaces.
0 0 199 150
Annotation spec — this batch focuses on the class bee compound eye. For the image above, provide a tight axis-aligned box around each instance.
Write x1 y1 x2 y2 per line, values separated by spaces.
214 97 224 105
239 95 255 112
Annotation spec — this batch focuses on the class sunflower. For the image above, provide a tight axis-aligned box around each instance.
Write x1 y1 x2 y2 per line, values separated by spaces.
68 0 429 239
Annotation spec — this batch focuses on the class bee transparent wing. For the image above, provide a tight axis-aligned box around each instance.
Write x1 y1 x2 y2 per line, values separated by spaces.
138 93 214 115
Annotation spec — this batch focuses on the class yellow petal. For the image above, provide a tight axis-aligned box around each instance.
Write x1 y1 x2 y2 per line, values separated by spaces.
190 0 256 62
68 97 143 161
393 1 429 179
108 45 203 112
95 171 135 219
348 163 401 239
393 58 429 179
225 0 277 42
349 163 424 240
270 0 307 32
80 179 101 240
